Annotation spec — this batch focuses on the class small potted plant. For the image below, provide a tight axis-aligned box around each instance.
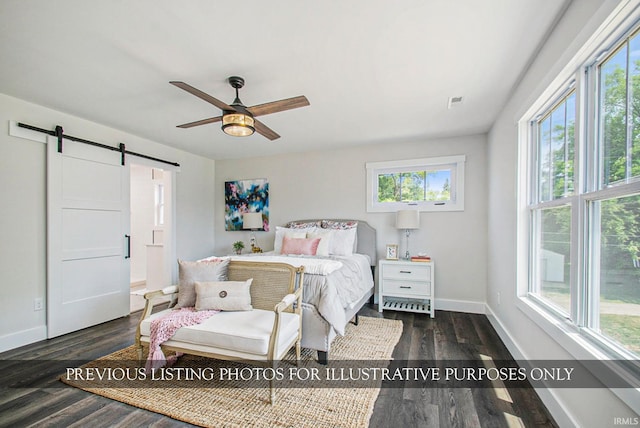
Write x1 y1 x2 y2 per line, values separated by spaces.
232 241 245 255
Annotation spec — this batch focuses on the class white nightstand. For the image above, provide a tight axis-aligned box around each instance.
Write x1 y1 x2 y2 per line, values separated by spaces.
378 259 435 317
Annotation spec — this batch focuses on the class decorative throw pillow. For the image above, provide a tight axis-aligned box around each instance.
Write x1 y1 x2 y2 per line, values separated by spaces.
321 220 358 230
306 229 333 257
281 236 321 255
285 220 321 229
328 228 357 256
273 226 309 253
175 258 229 308
195 279 253 311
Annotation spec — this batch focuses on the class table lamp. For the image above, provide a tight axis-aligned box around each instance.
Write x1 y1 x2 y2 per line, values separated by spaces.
242 212 264 253
396 209 420 260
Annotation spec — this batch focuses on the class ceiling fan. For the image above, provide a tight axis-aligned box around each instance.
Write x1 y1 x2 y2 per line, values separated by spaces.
170 76 310 140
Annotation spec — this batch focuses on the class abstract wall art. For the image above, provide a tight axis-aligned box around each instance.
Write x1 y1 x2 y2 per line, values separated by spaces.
224 178 269 231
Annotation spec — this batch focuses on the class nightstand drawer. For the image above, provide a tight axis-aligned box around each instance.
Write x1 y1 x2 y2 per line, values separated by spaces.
383 279 431 296
382 264 431 280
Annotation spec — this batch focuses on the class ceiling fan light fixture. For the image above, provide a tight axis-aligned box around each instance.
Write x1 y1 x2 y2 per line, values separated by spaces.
171 76 308 140
222 111 255 137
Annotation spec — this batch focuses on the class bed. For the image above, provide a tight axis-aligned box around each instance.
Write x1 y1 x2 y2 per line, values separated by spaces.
228 219 377 363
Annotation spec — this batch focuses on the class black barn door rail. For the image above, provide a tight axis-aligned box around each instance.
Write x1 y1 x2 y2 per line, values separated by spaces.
17 122 180 168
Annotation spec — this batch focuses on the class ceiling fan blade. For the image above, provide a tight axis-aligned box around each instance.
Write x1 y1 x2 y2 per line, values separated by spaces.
176 116 222 128
170 81 235 111
247 96 310 117
254 119 280 140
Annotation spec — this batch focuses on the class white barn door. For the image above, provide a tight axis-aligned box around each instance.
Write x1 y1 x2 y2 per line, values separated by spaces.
47 136 130 338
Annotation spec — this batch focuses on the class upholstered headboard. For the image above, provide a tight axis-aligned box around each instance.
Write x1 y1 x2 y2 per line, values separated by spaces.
285 219 377 266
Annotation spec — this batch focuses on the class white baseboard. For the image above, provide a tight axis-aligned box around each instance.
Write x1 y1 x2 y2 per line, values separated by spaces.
435 298 485 314
0 325 47 353
484 305 579 428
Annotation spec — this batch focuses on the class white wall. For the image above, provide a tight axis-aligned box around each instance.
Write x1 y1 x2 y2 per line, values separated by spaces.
215 134 488 312
487 0 639 426
0 93 216 352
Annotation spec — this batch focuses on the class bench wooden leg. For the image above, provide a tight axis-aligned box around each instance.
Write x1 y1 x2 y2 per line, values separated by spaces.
269 360 278 405
270 378 275 405
136 343 144 361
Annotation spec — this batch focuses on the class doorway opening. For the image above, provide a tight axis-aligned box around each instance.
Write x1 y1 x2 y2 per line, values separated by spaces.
129 164 174 312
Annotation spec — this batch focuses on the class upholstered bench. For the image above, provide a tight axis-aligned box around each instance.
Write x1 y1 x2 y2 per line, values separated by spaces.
136 261 304 404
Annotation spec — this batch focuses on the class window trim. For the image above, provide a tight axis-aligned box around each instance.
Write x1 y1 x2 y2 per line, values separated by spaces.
366 155 465 213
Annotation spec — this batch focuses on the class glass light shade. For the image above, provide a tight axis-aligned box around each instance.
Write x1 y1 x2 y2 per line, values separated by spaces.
222 113 255 137
396 210 420 229
242 212 263 230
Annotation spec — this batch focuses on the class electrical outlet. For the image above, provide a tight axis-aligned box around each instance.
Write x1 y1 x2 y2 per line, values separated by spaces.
34 297 43 311
497 292 501 306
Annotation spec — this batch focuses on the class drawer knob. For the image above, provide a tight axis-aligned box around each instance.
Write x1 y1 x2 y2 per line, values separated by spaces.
400 286 412 289
399 270 412 274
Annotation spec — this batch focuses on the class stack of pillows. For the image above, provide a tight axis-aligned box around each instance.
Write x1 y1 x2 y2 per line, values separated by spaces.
175 258 253 312
274 220 358 257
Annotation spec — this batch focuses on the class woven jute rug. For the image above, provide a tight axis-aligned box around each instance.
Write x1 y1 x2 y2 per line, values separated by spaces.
62 316 402 428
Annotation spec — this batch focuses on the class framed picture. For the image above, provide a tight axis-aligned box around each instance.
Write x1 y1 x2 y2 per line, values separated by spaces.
385 244 399 260
224 178 269 231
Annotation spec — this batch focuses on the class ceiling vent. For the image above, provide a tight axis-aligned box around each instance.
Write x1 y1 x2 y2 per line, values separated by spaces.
448 96 464 109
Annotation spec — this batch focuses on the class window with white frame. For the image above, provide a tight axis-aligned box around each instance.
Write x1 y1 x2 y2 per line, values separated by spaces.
154 183 164 227
530 91 576 315
366 155 465 212
524 23 640 360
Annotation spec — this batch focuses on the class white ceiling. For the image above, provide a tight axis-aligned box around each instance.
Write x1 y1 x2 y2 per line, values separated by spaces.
0 0 567 160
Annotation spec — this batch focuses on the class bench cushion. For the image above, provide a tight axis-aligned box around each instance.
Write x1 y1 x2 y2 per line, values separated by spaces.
139 308 300 356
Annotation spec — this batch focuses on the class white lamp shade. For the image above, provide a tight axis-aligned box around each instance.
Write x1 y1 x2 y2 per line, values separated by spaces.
396 210 420 229
242 212 263 230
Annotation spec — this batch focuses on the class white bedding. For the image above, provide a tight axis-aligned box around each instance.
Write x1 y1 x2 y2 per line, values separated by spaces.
229 252 373 335
230 253 343 275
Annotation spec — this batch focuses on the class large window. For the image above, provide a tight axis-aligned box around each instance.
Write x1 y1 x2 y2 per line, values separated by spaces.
537 92 576 202
366 155 465 212
525 25 640 360
599 34 640 187
592 194 640 355
530 92 576 315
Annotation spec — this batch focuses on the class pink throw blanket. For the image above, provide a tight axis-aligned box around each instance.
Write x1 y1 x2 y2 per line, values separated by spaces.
146 307 219 371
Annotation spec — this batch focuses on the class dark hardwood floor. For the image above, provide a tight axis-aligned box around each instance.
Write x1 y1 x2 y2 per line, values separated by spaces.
0 306 556 428
360 306 557 428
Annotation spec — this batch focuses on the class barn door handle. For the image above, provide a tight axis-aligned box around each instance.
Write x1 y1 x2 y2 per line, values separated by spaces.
125 234 131 259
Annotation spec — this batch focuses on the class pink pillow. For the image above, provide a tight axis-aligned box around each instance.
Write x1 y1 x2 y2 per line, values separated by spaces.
281 236 321 255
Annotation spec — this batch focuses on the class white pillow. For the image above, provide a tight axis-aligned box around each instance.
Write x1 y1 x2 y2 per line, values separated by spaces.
306 229 334 257
273 226 311 253
195 279 253 311
175 259 230 308
328 228 357 256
